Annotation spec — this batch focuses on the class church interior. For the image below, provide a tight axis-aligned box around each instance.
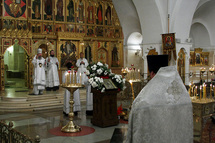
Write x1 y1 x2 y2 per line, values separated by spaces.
0 0 215 142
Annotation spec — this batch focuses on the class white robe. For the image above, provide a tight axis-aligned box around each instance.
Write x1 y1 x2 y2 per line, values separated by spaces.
32 55 46 94
76 58 89 85
62 71 81 113
46 57 60 88
76 58 93 111
126 66 193 143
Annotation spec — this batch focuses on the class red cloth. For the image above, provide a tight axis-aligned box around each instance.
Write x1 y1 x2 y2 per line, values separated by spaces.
117 104 123 115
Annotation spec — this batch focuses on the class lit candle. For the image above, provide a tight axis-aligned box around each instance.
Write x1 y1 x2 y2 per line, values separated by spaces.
138 69 140 80
210 84 212 99
71 70 74 84
213 85 215 99
189 83 191 96
74 72 77 84
195 86 197 97
80 73 82 84
203 83 207 99
200 85 202 100
65 73 67 85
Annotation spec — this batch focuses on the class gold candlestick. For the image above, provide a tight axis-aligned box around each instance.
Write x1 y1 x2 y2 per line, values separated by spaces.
129 80 135 101
203 83 206 99
210 84 212 99
200 85 202 100
61 84 83 133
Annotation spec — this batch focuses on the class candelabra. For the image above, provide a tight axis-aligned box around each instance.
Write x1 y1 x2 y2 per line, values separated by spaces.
61 70 84 133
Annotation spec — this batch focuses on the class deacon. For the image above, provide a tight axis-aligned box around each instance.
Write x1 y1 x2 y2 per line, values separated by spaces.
32 48 46 95
46 50 60 91
76 52 93 115
126 55 193 143
63 61 81 116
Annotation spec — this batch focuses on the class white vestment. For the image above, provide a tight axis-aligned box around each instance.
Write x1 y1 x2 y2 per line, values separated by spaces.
76 58 93 111
46 57 60 88
76 58 89 85
62 71 81 113
32 55 46 95
126 66 193 143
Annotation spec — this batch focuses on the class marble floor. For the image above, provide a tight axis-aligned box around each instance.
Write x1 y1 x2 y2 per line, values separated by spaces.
0 87 130 143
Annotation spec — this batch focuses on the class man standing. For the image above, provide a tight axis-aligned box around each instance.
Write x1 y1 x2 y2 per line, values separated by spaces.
46 50 60 91
76 52 93 115
126 55 193 143
63 61 81 116
32 48 46 95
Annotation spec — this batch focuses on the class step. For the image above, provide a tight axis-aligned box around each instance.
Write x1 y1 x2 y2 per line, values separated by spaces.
31 102 63 108
30 100 62 106
0 108 33 112
29 98 61 104
1 97 27 102
0 101 30 107
33 105 63 111
27 95 58 101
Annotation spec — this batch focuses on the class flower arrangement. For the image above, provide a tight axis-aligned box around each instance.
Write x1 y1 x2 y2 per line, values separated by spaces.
86 62 125 92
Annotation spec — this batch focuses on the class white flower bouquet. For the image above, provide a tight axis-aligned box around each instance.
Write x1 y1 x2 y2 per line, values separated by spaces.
86 62 124 93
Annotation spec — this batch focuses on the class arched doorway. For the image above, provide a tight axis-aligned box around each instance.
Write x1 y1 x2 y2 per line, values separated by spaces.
4 44 29 90
177 49 186 83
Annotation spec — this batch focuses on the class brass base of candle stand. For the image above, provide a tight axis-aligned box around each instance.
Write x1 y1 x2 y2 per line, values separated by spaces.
61 84 84 133
61 121 81 133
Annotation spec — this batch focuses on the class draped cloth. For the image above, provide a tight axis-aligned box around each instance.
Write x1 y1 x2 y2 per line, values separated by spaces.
126 66 193 143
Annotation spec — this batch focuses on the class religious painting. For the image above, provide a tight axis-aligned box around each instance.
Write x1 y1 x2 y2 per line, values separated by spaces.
20 39 29 53
97 48 107 64
111 44 120 67
96 26 103 37
76 25 85 33
77 0 85 23
55 0 64 21
66 0 75 22
32 0 41 19
190 51 195 66
105 28 113 38
162 33 176 61
177 49 185 83
55 24 64 32
103 79 117 90
96 2 103 25
87 1 94 24
3 19 14 29
44 0 53 20
60 41 77 68
105 4 112 25
86 26 94 37
114 28 120 38
4 0 27 18
66 24 75 32
194 48 203 66
43 23 53 34
84 42 93 62
97 41 107 49
16 20 27 30
202 52 209 66
2 39 12 53
32 22 41 33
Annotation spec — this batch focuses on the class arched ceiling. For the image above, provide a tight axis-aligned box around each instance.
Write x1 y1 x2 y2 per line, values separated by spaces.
191 0 215 47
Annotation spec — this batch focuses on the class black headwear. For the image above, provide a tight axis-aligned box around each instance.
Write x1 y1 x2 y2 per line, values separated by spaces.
147 55 168 74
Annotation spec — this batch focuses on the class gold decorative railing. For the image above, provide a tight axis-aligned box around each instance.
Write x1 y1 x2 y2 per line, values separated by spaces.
0 121 40 143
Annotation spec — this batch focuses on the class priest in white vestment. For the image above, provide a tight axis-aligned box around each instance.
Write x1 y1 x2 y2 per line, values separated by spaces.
63 62 81 116
126 55 193 143
76 52 93 115
46 50 60 91
31 48 46 95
